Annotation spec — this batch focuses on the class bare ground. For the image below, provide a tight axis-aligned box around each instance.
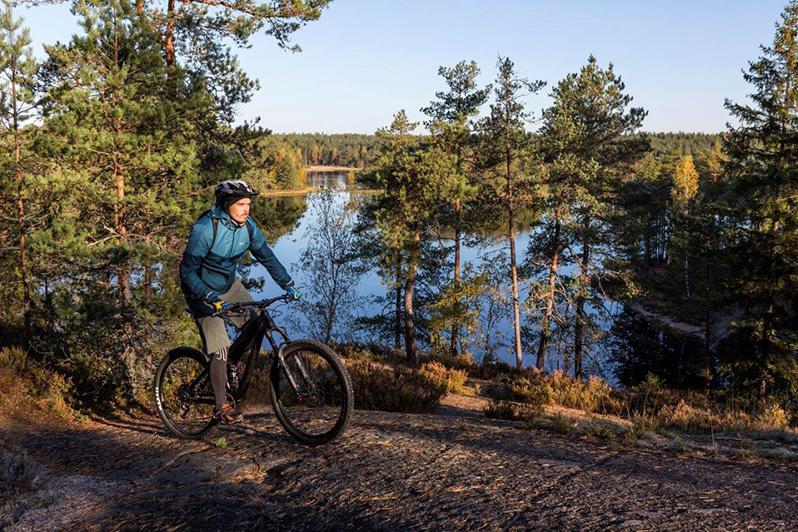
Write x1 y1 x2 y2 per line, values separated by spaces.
1 399 798 531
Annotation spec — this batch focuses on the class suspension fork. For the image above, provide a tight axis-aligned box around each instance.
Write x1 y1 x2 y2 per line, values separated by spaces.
275 340 315 399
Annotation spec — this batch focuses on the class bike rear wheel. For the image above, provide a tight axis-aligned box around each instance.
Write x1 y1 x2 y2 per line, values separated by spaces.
154 347 217 438
270 340 353 445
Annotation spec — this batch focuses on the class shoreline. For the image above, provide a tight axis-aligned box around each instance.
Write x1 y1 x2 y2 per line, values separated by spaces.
306 165 362 172
261 187 382 197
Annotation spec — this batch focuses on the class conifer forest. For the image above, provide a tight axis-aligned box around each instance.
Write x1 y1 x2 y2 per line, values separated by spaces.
0 0 796 429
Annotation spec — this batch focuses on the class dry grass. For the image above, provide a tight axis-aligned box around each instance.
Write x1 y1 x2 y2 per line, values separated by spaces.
0 347 78 421
474 364 797 438
419 361 468 395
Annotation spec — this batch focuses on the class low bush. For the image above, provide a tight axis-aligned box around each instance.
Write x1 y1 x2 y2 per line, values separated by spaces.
547 372 622 414
484 399 542 421
503 375 551 405
346 359 448 413
0 347 76 420
419 361 468 394
332 342 398 364
484 369 620 415
757 403 790 430
420 351 477 373
616 376 797 434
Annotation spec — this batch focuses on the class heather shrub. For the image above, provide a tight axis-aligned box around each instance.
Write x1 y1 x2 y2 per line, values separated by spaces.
547 372 620 413
484 399 543 421
757 403 790 430
420 361 468 394
0 347 76 419
346 359 447 413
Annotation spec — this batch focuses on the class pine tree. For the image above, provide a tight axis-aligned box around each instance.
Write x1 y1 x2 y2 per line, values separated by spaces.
370 110 459 365
0 0 38 342
478 57 544 368
723 0 798 399
37 0 207 398
421 60 490 355
538 55 646 377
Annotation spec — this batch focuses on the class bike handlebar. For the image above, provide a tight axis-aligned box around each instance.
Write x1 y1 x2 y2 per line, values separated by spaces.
224 295 292 314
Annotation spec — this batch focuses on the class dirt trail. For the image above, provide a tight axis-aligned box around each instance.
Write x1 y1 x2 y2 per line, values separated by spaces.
2 402 797 530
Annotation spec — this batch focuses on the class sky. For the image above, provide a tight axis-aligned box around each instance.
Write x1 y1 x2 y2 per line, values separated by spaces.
17 0 788 134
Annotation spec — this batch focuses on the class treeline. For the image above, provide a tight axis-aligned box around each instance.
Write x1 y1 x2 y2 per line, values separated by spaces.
276 133 379 168
0 0 328 405
276 131 724 171
346 4 797 411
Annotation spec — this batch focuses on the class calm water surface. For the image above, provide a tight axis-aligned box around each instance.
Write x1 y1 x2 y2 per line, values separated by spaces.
249 173 704 386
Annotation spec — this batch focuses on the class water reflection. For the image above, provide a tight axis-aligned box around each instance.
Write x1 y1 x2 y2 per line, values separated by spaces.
307 171 352 189
610 308 707 389
248 172 693 387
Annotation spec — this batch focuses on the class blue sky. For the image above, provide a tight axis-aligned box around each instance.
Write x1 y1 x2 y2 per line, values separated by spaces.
18 0 786 134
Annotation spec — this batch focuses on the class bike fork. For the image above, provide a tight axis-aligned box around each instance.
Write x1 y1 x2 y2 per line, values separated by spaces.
276 345 314 400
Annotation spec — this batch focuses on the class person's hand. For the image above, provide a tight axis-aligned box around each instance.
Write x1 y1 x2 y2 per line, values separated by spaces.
286 286 301 301
208 296 230 313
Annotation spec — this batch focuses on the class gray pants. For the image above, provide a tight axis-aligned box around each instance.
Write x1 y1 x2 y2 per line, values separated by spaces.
196 278 254 355
195 279 253 406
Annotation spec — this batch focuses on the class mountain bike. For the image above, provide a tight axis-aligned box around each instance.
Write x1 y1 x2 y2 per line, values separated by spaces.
153 295 353 445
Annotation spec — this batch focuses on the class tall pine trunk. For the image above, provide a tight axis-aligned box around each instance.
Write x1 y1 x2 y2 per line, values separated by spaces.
536 202 561 369
506 156 523 368
404 224 420 366
111 30 131 304
164 0 176 66
643 214 653 276
684 256 691 298
113 160 132 302
574 223 590 379
703 239 712 390
449 198 462 355
12 68 32 342
394 251 402 351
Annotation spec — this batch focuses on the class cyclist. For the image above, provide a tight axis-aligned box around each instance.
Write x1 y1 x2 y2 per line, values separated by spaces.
179 179 300 424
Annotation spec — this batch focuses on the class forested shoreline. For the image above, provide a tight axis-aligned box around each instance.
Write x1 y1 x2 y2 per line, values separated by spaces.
0 0 795 429
274 131 722 174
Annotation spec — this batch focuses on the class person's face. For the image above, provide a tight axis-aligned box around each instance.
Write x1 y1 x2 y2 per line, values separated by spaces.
227 197 251 224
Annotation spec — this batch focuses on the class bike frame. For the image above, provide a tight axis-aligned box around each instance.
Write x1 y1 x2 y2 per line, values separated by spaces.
224 306 287 401
182 298 313 408
219 299 313 404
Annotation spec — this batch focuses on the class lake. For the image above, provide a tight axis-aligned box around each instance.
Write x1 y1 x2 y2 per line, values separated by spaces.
248 172 705 387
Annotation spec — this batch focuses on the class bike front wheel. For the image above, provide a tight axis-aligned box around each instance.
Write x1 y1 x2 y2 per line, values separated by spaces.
270 340 353 445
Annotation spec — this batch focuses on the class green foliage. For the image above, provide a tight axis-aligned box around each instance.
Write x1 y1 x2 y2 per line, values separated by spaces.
531 55 648 375
365 109 463 364
244 134 306 190
0 0 39 341
427 264 503 355
422 60 490 355
720 0 798 399
277 133 379 169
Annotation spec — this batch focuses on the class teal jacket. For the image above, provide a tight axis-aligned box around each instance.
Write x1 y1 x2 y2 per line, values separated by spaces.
179 205 293 316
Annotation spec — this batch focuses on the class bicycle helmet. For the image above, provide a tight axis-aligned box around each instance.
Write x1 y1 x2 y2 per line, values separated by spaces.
214 179 259 208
